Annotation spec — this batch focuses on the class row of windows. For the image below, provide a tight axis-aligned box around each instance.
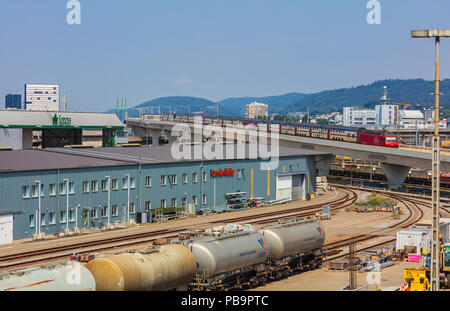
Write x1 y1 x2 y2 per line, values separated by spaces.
156 194 206 209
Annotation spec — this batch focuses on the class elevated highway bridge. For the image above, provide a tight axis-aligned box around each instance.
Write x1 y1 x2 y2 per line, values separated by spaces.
126 117 450 189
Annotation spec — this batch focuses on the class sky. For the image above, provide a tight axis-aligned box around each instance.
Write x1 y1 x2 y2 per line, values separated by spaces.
1 0 450 112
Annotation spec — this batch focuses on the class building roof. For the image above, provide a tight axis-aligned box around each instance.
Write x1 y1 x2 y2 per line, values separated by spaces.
399 110 424 119
0 145 330 173
0 110 124 129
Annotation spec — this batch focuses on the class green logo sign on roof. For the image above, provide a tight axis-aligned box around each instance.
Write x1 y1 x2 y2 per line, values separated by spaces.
52 113 72 126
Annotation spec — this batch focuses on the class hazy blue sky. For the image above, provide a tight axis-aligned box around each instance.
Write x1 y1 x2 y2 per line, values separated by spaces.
1 0 450 112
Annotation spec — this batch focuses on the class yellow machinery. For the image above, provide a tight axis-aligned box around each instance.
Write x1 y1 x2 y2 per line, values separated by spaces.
404 268 430 291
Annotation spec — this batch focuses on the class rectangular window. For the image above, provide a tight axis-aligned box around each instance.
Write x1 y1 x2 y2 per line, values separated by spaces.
41 213 46 226
202 194 207 204
146 176 151 188
22 185 30 198
83 181 90 193
171 198 177 207
236 169 242 179
31 185 38 197
59 183 66 195
112 179 118 190
202 171 207 182
68 182 74 194
90 208 97 219
181 197 187 207
101 206 107 218
161 175 167 186
170 175 177 184
69 210 75 222
102 179 108 191
123 177 129 189
182 174 188 184
192 172 198 183
130 177 136 189
112 205 118 216
161 199 166 209
29 214 35 228
145 201 151 211
129 203 136 214
91 180 98 192
49 183 56 196
192 195 198 206
60 211 66 223
49 212 56 225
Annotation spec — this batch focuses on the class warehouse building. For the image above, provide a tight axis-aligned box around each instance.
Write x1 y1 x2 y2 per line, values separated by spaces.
0 145 329 243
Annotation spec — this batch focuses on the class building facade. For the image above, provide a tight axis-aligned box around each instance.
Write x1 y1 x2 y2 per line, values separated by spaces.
0 146 324 241
246 102 268 119
343 107 376 127
5 94 21 109
25 84 60 111
375 104 397 126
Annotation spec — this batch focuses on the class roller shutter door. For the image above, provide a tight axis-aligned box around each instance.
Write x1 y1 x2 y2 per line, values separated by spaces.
291 175 304 201
276 175 292 201
0 215 13 245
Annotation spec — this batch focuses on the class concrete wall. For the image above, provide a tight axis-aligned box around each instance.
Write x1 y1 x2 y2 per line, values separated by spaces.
0 128 23 149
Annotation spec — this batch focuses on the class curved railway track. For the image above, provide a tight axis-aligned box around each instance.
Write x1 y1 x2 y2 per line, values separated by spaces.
0 187 357 271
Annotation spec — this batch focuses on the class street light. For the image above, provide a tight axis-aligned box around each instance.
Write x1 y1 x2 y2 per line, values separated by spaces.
411 29 450 291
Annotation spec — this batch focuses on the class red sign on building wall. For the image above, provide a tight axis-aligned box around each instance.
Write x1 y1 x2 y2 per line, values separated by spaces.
210 168 235 177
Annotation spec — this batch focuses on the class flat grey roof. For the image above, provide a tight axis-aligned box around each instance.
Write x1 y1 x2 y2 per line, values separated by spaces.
0 145 330 173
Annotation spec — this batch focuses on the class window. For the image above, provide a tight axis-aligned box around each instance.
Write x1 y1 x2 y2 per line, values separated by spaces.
181 197 187 207
68 182 74 194
236 169 242 179
170 175 177 184
112 205 118 216
192 172 198 183
112 179 118 190
161 175 167 186
22 186 30 198
129 203 135 214
202 194 207 205
145 201 151 211
123 177 129 189
31 185 38 197
182 174 188 184
41 213 46 226
69 210 75 222
60 211 66 223
192 195 198 206
91 180 98 192
59 183 66 195
49 212 56 225
83 181 90 193
202 171 207 182
130 177 136 189
171 198 177 207
101 206 107 218
102 179 108 191
29 214 35 228
161 199 166 209
49 184 56 196
90 208 97 219
146 176 151 188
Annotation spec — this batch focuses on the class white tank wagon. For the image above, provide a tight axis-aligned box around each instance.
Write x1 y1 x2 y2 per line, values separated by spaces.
185 228 270 290
84 244 196 291
258 218 325 276
0 262 95 291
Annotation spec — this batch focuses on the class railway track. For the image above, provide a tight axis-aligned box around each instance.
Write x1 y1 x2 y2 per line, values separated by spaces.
0 187 357 271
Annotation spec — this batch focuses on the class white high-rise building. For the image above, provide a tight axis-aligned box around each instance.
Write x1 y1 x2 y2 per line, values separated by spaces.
246 102 268 119
343 107 376 127
24 84 60 111
375 104 397 126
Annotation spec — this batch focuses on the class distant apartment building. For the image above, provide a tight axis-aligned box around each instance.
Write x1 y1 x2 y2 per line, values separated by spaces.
24 84 60 111
5 94 21 109
375 104 397 126
246 102 268 119
343 107 376 127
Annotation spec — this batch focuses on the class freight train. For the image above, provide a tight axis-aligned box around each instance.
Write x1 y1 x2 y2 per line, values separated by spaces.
161 113 399 148
0 218 324 291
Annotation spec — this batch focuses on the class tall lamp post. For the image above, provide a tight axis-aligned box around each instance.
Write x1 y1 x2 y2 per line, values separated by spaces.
411 29 450 291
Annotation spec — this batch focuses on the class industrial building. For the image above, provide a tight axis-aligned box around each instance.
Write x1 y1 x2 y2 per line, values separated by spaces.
5 94 21 109
0 145 327 242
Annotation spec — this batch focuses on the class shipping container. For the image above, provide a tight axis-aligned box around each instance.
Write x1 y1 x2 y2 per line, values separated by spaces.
396 230 430 255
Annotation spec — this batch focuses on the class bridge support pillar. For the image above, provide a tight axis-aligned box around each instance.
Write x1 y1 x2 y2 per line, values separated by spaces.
380 163 410 190
315 154 335 177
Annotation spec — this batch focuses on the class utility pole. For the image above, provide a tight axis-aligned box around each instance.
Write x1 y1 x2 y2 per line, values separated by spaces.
412 29 450 291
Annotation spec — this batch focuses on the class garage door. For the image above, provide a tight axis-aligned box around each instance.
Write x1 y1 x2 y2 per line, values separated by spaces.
0 215 13 245
276 175 292 201
292 175 304 201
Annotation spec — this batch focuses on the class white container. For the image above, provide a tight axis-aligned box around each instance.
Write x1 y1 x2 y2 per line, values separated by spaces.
396 230 430 255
